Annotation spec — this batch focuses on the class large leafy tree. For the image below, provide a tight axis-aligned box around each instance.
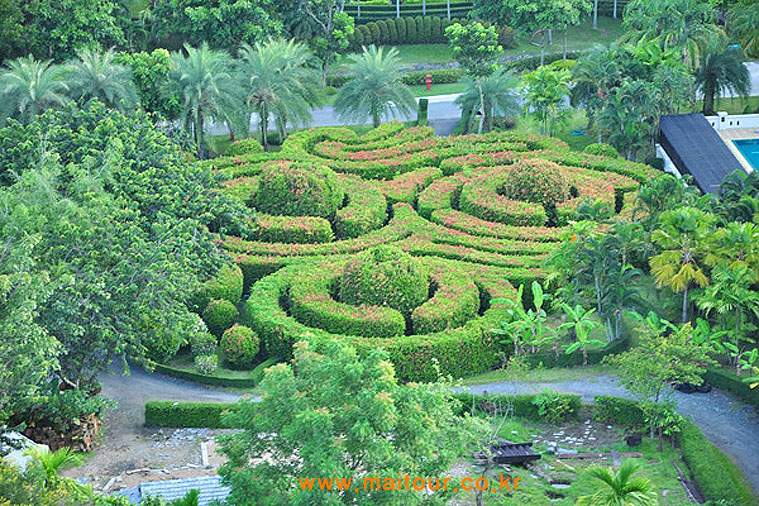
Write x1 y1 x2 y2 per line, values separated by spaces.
596 79 659 161
238 39 320 149
576 460 658 506
334 45 415 128
455 68 520 133
446 21 502 134
67 48 139 111
0 56 69 126
623 0 723 68
299 0 354 83
151 0 282 51
0 103 251 389
22 0 125 61
694 42 750 115
218 341 485 505
169 43 242 159
521 65 571 137
730 0 759 59
115 49 181 119
0 0 23 61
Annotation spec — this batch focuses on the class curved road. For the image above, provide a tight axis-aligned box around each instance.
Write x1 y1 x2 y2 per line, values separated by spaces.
100 368 759 493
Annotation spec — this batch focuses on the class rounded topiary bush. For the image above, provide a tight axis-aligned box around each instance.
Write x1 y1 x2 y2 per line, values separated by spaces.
203 299 238 336
221 324 260 367
338 245 429 315
502 159 568 208
225 137 264 157
584 142 620 158
253 161 344 218
194 354 219 374
190 332 217 358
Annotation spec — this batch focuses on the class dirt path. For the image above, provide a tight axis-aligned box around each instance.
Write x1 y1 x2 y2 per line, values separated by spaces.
460 375 759 493
62 364 245 492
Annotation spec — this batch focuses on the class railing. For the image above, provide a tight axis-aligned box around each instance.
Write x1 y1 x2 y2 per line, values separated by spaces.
706 112 759 130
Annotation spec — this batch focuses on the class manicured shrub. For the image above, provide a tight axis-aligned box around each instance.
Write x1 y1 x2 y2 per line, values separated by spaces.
203 299 238 336
678 420 757 506
405 17 417 42
252 215 335 244
253 161 344 218
338 245 429 315
367 22 381 44
194 354 219 374
584 142 620 158
431 17 442 40
386 19 398 44
225 137 264 157
703 368 759 411
205 263 244 305
502 159 569 208
410 268 479 334
459 174 548 226
395 17 407 41
532 389 578 423
190 332 218 358
333 175 387 239
377 19 390 44
350 26 365 49
592 396 645 428
400 68 466 86
221 324 260 368
144 401 237 428
414 16 425 42
358 24 372 46
422 16 433 40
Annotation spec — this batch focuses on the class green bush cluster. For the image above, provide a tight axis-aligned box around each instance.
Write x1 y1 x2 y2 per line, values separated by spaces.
502 159 569 208
194 354 219 374
678 420 757 506
252 215 335 244
253 161 344 218
225 137 264 157
592 395 645 427
202 299 238 336
333 175 388 239
190 332 218 357
144 401 237 428
452 392 582 421
584 142 620 158
338 246 430 315
459 174 548 226
220 324 260 368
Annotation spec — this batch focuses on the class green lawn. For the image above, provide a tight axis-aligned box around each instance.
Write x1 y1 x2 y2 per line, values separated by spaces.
461 364 611 386
167 350 258 380
706 95 759 115
409 82 466 96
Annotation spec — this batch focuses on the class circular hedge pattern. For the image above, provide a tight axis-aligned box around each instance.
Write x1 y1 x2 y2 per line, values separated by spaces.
220 324 260 367
199 123 658 381
253 160 344 218
338 246 429 315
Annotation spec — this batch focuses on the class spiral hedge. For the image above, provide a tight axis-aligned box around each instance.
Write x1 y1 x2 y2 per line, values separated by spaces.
202 123 658 381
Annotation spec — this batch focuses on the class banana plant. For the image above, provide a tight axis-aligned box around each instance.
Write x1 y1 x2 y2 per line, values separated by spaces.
492 281 553 357
559 304 603 365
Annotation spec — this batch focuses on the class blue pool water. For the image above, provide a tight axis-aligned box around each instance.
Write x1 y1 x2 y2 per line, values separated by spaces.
734 139 759 170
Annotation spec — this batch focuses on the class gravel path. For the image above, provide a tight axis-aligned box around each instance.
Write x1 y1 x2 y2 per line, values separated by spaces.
461 375 759 493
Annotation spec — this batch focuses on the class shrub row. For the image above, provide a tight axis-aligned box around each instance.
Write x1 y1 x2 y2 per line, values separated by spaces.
430 208 563 241
411 266 480 334
678 420 757 506
379 166 443 204
334 175 388 239
452 392 582 421
150 362 258 388
349 16 457 49
525 336 630 369
459 174 548 227
703 368 759 411
189 263 244 313
252 215 335 244
592 395 645 427
145 400 238 428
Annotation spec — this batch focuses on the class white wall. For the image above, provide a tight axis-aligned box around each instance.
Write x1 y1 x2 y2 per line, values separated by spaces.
705 112 759 130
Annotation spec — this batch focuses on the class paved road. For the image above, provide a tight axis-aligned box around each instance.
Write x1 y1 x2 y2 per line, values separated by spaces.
101 366 759 493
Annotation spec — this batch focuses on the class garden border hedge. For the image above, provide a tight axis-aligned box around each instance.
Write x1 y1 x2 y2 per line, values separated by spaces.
144 401 239 428
703 368 759 411
151 362 258 388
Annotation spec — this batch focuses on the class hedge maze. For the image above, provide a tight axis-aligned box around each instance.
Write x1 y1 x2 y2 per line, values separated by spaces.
204 123 656 381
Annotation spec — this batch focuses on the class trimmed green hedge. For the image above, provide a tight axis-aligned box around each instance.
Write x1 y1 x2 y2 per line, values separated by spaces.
703 368 759 411
151 362 258 388
679 420 757 506
145 400 238 428
525 336 629 368
452 392 582 421
252 215 335 244
592 395 645 428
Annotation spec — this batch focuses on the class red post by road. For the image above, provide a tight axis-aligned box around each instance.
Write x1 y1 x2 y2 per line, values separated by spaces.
425 74 432 92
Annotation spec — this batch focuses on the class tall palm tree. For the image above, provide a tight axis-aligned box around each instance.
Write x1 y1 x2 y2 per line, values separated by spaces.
623 0 724 68
238 39 320 150
67 48 139 111
334 45 416 128
694 43 750 115
169 43 241 159
455 68 520 133
649 207 715 323
577 460 658 506
730 0 759 59
0 56 69 125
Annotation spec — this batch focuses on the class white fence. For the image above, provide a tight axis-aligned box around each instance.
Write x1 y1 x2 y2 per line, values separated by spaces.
705 112 759 130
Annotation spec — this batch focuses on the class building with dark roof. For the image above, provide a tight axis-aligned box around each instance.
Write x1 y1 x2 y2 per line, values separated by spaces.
659 113 746 194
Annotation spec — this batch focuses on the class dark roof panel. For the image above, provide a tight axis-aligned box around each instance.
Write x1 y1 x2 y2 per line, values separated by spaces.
659 114 745 195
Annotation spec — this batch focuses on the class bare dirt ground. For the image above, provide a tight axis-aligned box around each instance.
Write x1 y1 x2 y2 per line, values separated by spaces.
61 364 246 494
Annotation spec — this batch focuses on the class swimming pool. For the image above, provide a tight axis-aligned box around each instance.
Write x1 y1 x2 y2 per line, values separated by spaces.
733 139 759 170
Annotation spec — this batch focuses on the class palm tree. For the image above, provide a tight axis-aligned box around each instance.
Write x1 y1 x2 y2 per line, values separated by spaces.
649 207 715 323
730 0 759 59
455 68 520 133
695 42 750 115
623 0 724 68
577 460 658 506
170 43 241 159
238 39 320 150
67 48 139 111
334 45 416 128
0 56 70 125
